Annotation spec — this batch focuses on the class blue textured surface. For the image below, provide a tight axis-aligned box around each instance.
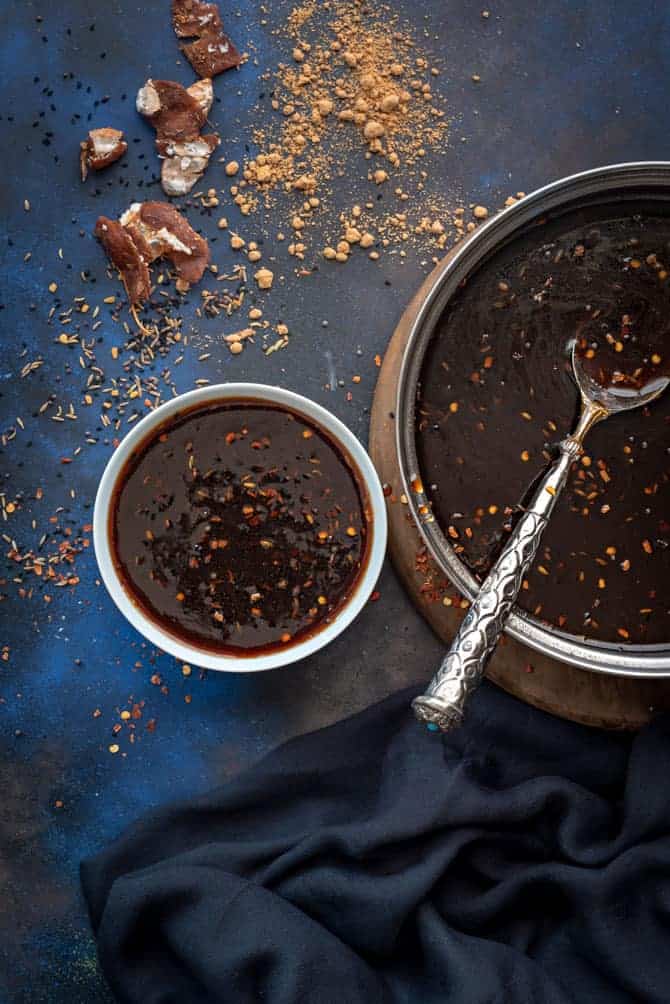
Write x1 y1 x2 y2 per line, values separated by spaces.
1 1 668 1000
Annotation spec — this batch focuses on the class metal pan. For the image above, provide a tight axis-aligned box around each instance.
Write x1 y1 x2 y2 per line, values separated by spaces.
396 162 670 678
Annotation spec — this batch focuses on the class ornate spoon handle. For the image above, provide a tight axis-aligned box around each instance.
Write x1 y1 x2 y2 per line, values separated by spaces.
412 431 588 733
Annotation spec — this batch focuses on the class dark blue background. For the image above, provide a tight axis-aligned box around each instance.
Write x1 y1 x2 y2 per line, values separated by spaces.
1 1 668 1000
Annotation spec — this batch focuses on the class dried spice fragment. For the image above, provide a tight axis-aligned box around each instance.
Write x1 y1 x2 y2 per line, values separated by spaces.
136 78 220 196
137 78 212 140
172 0 241 79
95 202 210 305
80 127 127 181
94 217 151 305
122 202 210 285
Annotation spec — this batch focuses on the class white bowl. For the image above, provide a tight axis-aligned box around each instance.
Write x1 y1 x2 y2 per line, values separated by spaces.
93 383 387 672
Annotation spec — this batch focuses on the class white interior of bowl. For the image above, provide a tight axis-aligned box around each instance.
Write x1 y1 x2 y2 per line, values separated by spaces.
93 383 387 672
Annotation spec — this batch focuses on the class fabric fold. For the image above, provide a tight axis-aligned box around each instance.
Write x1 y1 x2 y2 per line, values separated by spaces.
82 683 670 1003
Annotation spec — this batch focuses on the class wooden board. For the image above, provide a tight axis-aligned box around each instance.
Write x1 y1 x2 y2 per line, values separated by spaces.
370 259 670 729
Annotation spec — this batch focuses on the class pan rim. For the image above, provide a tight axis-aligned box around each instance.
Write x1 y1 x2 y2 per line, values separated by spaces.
396 161 670 678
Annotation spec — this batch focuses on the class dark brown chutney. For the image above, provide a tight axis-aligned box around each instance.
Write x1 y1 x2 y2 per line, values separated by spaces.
575 299 670 395
417 205 670 645
111 401 370 654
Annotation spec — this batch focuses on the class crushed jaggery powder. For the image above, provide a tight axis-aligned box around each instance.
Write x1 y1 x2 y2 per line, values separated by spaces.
224 0 456 263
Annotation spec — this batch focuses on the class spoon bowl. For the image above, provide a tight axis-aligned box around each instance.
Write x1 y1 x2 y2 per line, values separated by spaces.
571 340 670 415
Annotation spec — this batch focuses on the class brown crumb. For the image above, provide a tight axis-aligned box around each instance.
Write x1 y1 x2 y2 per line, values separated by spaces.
254 267 274 290
171 0 242 78
95 201 210 305
80 127 127 181
136 78 219 195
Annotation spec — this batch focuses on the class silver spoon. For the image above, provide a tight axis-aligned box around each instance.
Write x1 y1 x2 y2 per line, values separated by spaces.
413 342 670 733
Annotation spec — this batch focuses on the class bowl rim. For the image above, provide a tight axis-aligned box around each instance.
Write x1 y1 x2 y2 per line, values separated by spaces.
93 382 387 672
396 161 670 678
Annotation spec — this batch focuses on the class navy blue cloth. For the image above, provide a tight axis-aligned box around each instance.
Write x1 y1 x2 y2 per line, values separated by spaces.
81 683 670 1003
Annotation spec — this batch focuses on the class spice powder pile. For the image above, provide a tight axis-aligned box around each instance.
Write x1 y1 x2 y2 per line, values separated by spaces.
228 0 455 263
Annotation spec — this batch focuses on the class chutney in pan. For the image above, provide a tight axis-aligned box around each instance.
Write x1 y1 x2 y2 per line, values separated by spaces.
417 205 670 645
111 402 370 654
